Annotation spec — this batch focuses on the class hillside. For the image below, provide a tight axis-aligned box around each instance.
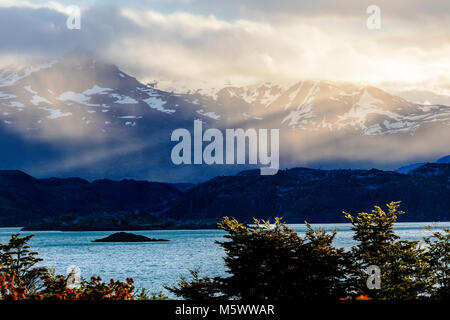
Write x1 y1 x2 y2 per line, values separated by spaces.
1 163 448 230
165 163 450 224
0 170 182 227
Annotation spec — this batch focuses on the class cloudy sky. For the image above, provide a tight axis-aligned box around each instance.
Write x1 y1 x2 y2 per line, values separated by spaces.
1 0 449 103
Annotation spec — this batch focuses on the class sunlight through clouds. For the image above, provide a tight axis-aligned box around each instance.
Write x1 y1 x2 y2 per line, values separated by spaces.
0 0 449 102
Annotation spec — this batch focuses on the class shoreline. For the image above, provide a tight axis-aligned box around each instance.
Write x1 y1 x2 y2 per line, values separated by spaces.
2 220 447 232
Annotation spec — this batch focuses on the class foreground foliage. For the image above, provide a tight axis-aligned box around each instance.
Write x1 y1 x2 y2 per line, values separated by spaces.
168 201 449 300
0 234 46 294
1 201 448 300
0 234 167 300
344 202 434 299
217 218 347 299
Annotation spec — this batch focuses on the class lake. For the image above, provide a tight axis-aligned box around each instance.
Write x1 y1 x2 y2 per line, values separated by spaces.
0 222 448 298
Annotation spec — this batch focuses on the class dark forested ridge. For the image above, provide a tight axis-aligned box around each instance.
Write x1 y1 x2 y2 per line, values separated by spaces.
166 163 450 224
0 163 449 230
0 170 182 227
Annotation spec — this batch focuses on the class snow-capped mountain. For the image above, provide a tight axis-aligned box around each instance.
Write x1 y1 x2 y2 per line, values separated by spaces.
0 52 449 182
0 52 222 140
198 80 450 135
1 53 449 139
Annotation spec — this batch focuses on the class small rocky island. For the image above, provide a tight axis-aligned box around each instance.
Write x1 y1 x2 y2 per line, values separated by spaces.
92 232 169 243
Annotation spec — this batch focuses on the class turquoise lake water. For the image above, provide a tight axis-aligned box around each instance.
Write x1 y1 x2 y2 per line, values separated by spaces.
0 222 448 297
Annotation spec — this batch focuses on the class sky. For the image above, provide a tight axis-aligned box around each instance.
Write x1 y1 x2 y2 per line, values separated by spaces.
0 0 449 103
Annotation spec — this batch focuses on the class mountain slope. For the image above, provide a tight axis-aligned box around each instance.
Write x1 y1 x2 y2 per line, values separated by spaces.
1 52 450 182
165 164 450 223
0 170 182 227
156 80 450 135
0 52 220 139
396 154 450 174
2 164 447 229
436 155 450 164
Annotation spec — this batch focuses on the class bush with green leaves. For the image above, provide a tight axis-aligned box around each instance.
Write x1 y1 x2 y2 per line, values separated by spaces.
423 227 449 299
165 269 222 299
168 217 348 300
170 201 449 300
344 201 434 299
0 233 46 293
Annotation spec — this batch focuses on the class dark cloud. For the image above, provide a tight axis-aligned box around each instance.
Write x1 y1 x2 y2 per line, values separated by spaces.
0 5 141 58
0 6 70 56
0 1 448 100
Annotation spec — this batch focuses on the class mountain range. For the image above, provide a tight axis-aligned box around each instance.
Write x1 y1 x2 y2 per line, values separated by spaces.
0 169 183 227
0 160 446 230
1 51 449 182
164 162 450 225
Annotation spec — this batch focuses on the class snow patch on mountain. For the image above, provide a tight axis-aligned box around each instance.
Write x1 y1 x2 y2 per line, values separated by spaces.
0 61 56 87
282 105 314 127
143 96 175 114
58 91 93 105
24 86 37 95
0 92 16 100
83 85 113 95
196 109 220 120
31 95 52 106
109 94 138 104
118 115 143 119
338 90 388 127
8 101 24 109
38 107 72 119
139 87 176 114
